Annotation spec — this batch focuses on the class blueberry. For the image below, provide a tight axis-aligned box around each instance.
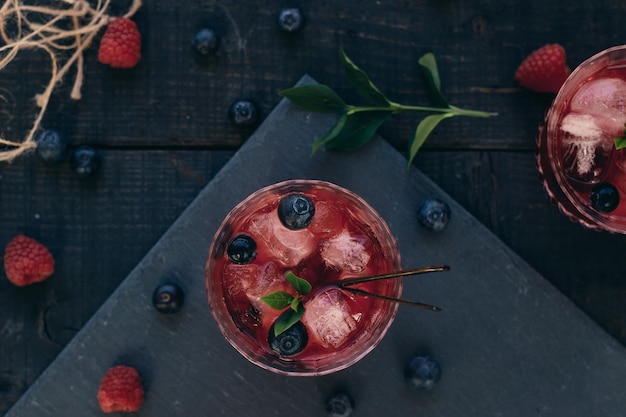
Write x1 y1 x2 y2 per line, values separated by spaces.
268 316 308 356
326 392 354 417
227 99 259 127
35 129 69 163
590 182 620 212
418 198 451 232
227 234 257 264
70 146 101 178
152 283 185 314
191 28 219 56
277 7 304 33
404 355 441 391
278 193 315 230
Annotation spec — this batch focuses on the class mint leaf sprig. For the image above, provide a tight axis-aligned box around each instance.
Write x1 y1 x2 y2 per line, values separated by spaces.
615 124 626 149
261 271 312 336
279 49 497 167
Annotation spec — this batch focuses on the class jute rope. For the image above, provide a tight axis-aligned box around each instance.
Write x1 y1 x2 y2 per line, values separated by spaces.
0 0 142 162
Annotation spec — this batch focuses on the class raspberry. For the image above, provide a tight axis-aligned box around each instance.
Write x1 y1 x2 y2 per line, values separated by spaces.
515 44 571 93
3 234 54 286
98 17 141 69
97 365 144 413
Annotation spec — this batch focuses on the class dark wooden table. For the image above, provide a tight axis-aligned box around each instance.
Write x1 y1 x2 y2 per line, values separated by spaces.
1 0 626 414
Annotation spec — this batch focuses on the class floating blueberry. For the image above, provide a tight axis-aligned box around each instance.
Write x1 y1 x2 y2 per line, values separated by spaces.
268 317 308 356
417 197 451 232
404 355 441 391
191 28 219 56
152 283 185 314
277 7 304 33
590 182 620 212
35 129 69 163
70 145 101 178
227 234 257 264
278 193 315 230
326 392 354 417
228 99 259 127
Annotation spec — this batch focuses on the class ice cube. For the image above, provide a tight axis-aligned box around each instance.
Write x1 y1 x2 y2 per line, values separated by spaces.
320 230 371 273
571 78 626 129
308 200 345 237
560 113 615 183
223 263 259 300
223 262 281 298
304 290 360 348
223 262 288 320
248 212 316 266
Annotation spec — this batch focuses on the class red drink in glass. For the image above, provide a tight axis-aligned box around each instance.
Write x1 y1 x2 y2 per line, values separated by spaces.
537 45 626 233
205 180 402 375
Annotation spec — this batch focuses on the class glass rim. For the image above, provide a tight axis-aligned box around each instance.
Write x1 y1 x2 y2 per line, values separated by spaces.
205 179 403 376
542 45 626 233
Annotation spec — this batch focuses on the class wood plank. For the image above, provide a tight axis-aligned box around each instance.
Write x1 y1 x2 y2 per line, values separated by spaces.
0 150 233 413
5 76 626 416
2 1 624 151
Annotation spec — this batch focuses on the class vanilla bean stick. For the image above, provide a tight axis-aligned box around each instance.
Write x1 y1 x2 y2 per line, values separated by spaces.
343 287 442 312
338 265 450 287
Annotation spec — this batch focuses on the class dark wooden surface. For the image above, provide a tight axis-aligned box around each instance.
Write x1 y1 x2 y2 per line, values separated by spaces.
1 0 626 414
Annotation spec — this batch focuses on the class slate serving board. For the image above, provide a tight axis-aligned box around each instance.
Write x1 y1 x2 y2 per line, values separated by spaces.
6 76 626 417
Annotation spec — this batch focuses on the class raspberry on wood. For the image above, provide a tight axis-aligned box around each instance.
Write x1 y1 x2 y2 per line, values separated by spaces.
98 17 141 69
515 44 570 93
3 234 54 286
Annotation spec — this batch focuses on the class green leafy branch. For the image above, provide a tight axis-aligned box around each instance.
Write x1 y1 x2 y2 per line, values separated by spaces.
261 271 312 336
279 49 497 167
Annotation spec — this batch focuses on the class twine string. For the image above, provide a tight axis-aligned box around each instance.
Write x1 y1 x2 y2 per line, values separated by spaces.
0 0 141 162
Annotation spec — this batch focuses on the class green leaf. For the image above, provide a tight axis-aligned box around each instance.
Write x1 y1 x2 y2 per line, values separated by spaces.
312 112 348 155
279 84 347 112
339 49 391 106
261 291 295 310
315 110 392 153
615 137 626 150
407 113 454 167
290 296 301 312
418 53 449 108
273 304 305 336
285 271 312 295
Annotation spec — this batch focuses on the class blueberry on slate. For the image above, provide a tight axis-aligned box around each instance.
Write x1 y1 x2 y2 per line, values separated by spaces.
70 145 101 178
418 197 451 232
228 99 258 127
590 182 620 212
326 392 354 417
277 7 304 33
227 234 257 264
35 129 69 163
268 317 308 356
404 355 441 391
152 283 185 314
191 28 219 56
278 193 315 230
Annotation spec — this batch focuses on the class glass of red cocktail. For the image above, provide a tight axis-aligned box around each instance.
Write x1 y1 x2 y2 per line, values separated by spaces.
205 180 402 375
537 45 626 233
